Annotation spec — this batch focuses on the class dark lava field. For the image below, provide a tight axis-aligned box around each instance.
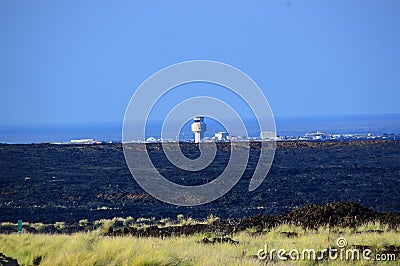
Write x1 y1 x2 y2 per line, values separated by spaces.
0 140 399 223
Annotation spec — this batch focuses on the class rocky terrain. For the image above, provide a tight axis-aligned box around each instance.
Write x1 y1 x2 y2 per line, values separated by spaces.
1 202 399 237
0 140 399 223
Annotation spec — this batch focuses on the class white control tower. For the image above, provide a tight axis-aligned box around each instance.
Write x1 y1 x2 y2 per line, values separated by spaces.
191 117 207 143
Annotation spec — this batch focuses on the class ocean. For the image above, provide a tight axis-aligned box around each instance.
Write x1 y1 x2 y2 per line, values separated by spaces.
0 114 399 144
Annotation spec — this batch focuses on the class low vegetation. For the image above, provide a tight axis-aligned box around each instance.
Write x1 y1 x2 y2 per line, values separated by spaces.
1 203 400 265
0 222 399 265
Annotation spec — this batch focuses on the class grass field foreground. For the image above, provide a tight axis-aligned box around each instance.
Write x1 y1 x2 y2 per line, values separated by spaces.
1 223 400 265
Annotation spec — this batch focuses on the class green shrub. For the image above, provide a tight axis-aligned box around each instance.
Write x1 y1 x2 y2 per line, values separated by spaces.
136 217 151 223
54 222 66 231
177 214 185 223
206 214 219 225
1 222 13 227
100 219 113 234
31 223 45 232
79 219 89 227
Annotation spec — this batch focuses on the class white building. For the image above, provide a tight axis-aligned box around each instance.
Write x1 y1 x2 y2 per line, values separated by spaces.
145 137 157 142
213 132 229 141
191 117 207 143
70 139 96 144
260 131 277 140
304 131 325 140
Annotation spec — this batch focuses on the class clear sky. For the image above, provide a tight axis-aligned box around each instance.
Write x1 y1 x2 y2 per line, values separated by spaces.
0 0 399 125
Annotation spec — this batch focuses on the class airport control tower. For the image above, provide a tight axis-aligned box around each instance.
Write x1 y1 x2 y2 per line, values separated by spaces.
191 117 207 143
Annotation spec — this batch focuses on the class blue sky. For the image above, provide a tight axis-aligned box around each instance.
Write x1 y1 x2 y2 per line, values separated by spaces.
0 0 399 125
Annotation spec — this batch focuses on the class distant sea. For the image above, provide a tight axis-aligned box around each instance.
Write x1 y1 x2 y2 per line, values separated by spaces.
0 114 399 144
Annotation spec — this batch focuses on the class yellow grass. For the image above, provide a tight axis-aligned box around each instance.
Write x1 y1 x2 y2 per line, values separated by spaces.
0 224 399 265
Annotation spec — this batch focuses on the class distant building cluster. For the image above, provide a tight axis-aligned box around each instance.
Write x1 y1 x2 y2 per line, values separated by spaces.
143 118 399 143
53 117 398 145
278 131 398 141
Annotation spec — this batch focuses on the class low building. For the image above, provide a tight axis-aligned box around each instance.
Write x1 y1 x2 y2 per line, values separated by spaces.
70 139 96 144
213 132 229 141
260 131 277 140
304 131 325 140
145 137 157 142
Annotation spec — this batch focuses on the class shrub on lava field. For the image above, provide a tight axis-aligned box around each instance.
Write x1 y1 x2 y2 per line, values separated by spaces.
124 216 135 226
136 217 151 223
1 222 14 227
54 222 66 231
31 223 45 232
177 214 185 224
99 219 114 234
176 215 196 226
93 220 102 229
79 219 89 227
206 214 219 225
159 218 172 227
182 217 196 226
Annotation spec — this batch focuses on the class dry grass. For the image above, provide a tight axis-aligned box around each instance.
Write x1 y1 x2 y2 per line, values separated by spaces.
0 223 399 265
